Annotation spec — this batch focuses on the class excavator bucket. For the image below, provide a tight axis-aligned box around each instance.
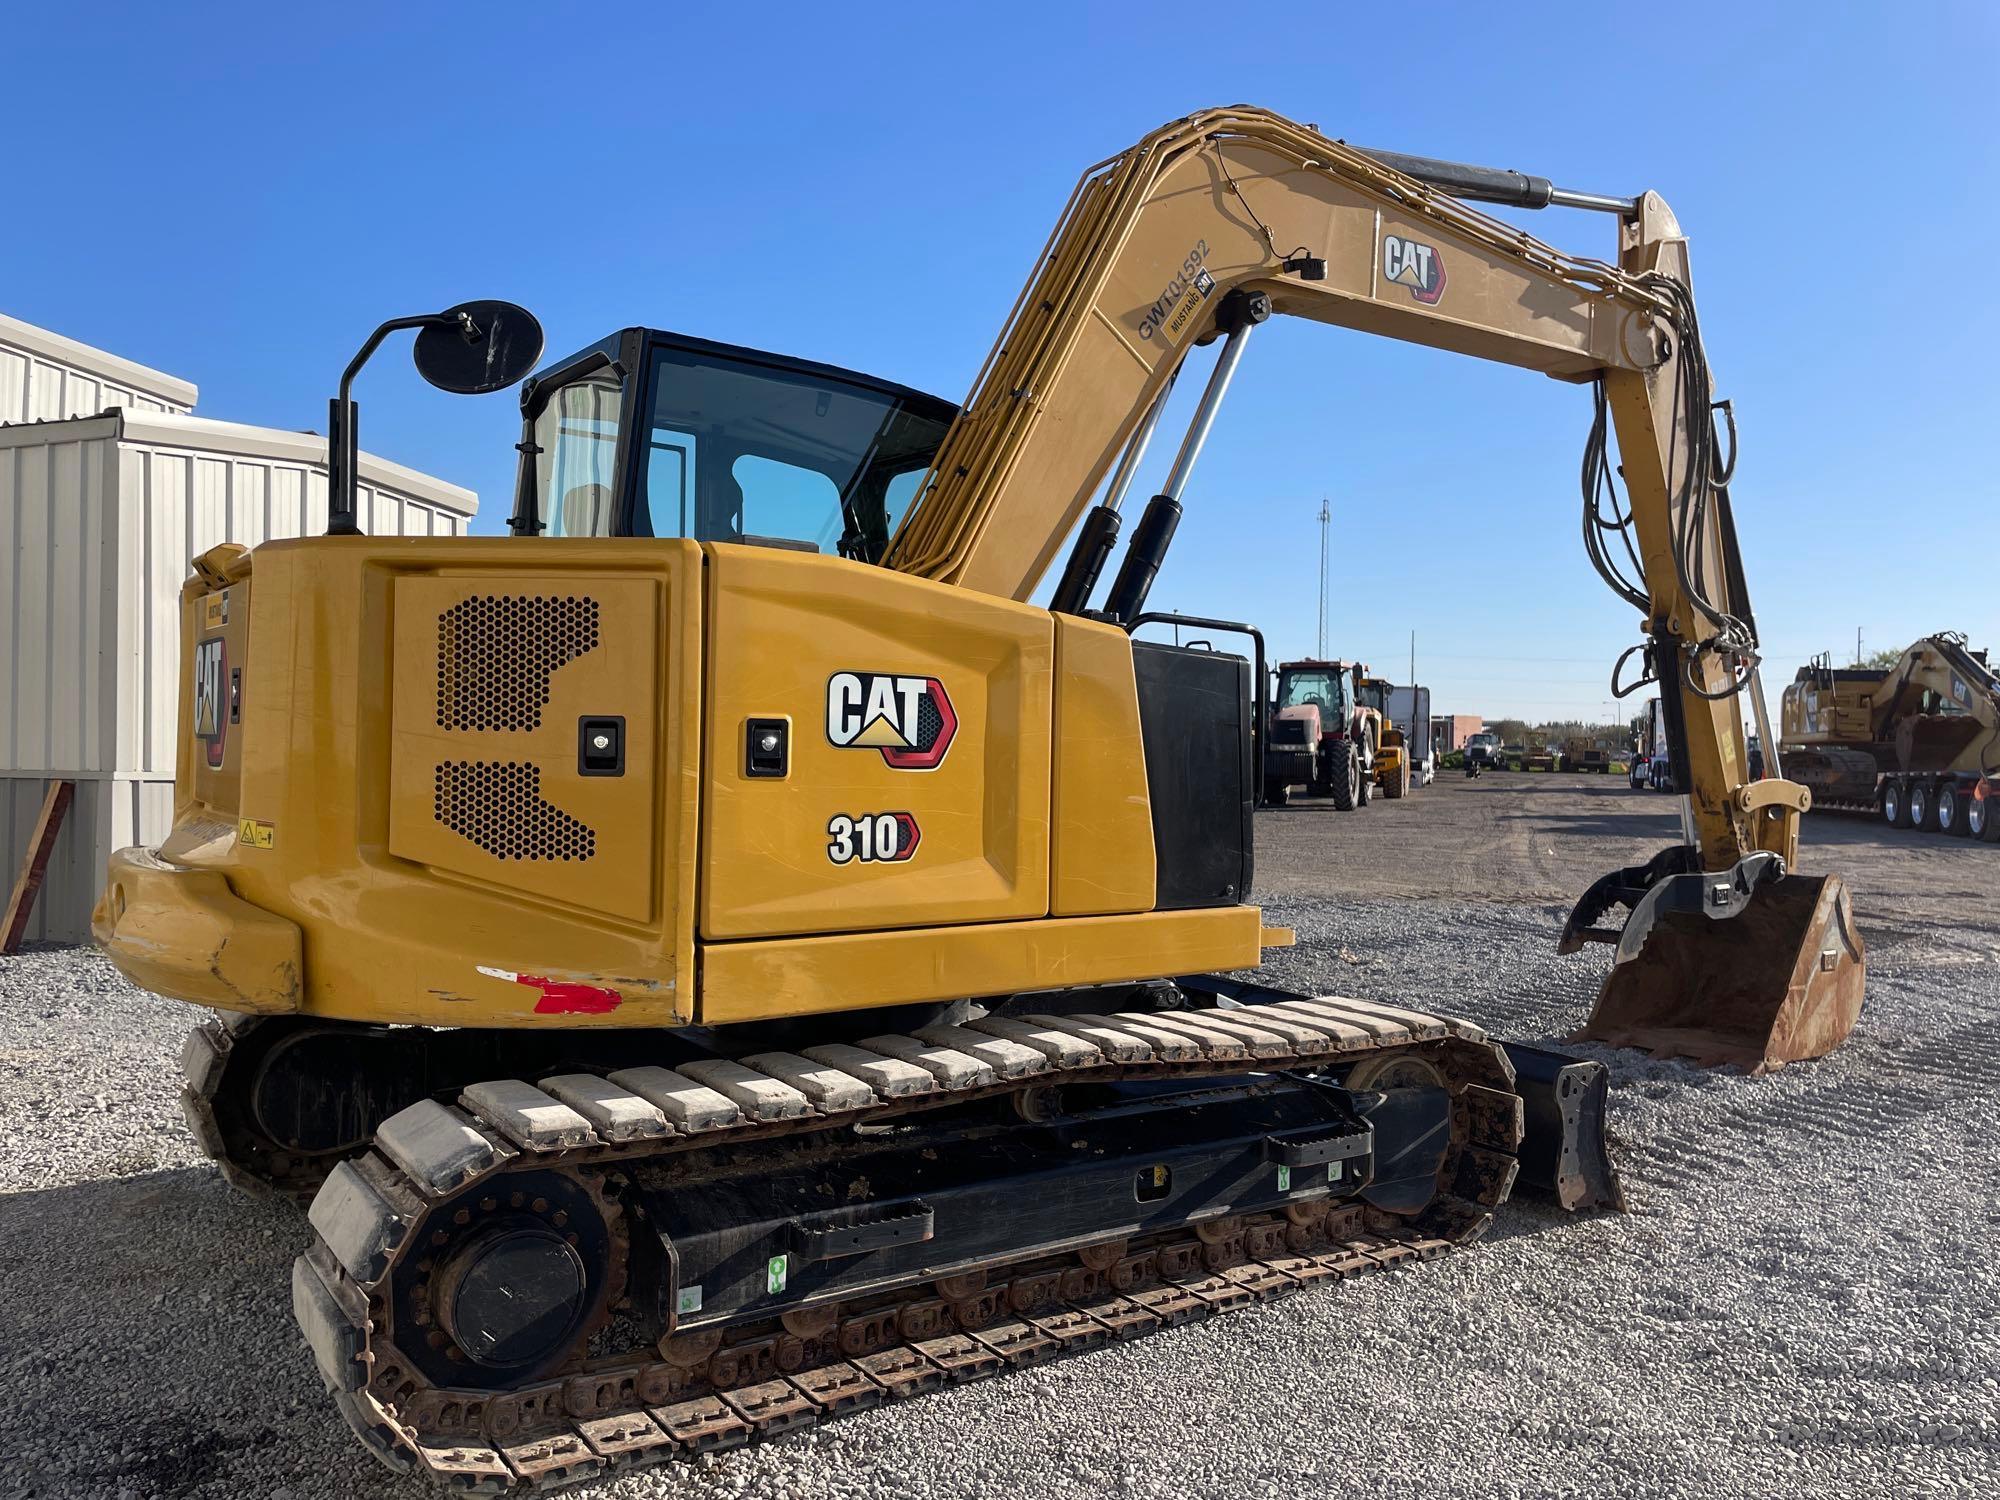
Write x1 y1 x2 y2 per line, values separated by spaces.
1563 852 1865 1073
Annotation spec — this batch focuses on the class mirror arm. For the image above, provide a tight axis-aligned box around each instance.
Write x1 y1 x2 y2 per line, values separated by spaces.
327 313 458 537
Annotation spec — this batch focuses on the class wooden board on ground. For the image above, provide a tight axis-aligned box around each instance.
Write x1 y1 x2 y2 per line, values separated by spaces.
2 779 74 954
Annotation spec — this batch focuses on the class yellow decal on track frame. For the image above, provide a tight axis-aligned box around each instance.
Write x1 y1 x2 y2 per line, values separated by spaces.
237 818 276 849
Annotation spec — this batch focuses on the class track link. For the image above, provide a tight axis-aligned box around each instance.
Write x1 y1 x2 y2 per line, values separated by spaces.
294 991 1528 1491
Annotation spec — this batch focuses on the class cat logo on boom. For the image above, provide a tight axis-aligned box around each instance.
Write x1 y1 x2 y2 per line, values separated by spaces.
1382 233 1447 305
826 672 958 770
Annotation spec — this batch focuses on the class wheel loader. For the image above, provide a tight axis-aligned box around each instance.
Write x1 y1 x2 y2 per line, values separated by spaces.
1356 675 1411 798
1780 633 2000 838
95 107 1864 1489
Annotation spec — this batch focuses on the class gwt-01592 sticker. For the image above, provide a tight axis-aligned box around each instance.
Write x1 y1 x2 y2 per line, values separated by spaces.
826 812 922 866
1138 238 1214 343
826 672 957 770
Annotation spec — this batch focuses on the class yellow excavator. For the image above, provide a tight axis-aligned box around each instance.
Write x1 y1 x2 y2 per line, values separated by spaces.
95 107 1864 1487
1781 633 2000 837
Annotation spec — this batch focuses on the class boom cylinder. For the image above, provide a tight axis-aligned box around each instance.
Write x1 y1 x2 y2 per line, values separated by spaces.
1101 494 1181 623
1050 505 1122 615
1050 373 1179 615
1103 291 1267 621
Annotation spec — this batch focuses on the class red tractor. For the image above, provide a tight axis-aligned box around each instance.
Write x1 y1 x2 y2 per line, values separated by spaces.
1263 658 1384 808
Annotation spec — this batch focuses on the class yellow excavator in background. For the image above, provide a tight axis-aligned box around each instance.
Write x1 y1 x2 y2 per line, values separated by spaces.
1781 632 2000 837
95 106 1863 1487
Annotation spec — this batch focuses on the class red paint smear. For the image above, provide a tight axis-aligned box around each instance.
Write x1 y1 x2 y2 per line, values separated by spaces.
515 973 622 1015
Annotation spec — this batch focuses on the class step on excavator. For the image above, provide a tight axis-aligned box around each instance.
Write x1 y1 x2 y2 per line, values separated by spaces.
96 106 1862 1489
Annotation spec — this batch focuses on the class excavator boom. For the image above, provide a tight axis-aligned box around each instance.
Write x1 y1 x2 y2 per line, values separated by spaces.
886 106 1861 1069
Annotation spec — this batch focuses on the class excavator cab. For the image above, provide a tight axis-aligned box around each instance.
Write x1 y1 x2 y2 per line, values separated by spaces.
509 328 958 560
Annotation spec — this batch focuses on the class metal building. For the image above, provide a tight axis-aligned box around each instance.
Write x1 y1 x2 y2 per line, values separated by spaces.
1 316 477 941
1 310 196 421
1431 714 1484 751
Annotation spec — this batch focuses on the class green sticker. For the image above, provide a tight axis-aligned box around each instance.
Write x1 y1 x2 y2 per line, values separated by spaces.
767 1255 788 1295
1277 1165 1292 1191
677 1285 703 1315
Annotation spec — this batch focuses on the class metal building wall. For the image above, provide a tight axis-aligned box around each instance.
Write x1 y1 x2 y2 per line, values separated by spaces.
1430 714 1484 751
0 409 477 941
0 310 196 423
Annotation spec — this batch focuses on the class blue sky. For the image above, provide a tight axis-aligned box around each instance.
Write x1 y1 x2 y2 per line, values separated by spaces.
6 2 1994 721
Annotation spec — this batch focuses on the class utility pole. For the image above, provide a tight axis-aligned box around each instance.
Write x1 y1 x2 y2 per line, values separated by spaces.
1316 498 1330 657
1855 626 1863 666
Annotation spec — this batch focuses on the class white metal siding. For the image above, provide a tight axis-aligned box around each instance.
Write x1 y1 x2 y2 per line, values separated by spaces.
0 311 195 423
0 432 119 775
2 420 474 783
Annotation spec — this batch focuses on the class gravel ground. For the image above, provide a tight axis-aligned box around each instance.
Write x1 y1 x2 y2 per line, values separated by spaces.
3 782 1998 1499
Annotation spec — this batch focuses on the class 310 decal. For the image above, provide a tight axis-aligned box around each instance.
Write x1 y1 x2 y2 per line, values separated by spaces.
826 811 921 865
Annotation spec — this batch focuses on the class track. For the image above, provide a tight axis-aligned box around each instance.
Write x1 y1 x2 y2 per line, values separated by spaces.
293 993 1526 1491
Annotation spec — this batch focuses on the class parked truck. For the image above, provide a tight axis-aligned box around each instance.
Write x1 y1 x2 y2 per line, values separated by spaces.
1564 733 1619 773
1263 658 1380 808
1781 632 2000 838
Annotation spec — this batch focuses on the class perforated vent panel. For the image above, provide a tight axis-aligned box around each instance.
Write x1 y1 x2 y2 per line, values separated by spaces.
433 761 597 862
436 595 601 731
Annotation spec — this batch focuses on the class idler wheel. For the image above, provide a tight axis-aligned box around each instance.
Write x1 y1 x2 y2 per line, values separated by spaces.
434 1226 590 1371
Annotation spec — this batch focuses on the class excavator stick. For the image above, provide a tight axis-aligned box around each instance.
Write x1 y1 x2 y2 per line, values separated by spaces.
1564 852 1864 1073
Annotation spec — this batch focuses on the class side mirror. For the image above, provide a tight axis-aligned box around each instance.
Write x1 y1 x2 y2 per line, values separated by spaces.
327 300 545 535
413 300 544 395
